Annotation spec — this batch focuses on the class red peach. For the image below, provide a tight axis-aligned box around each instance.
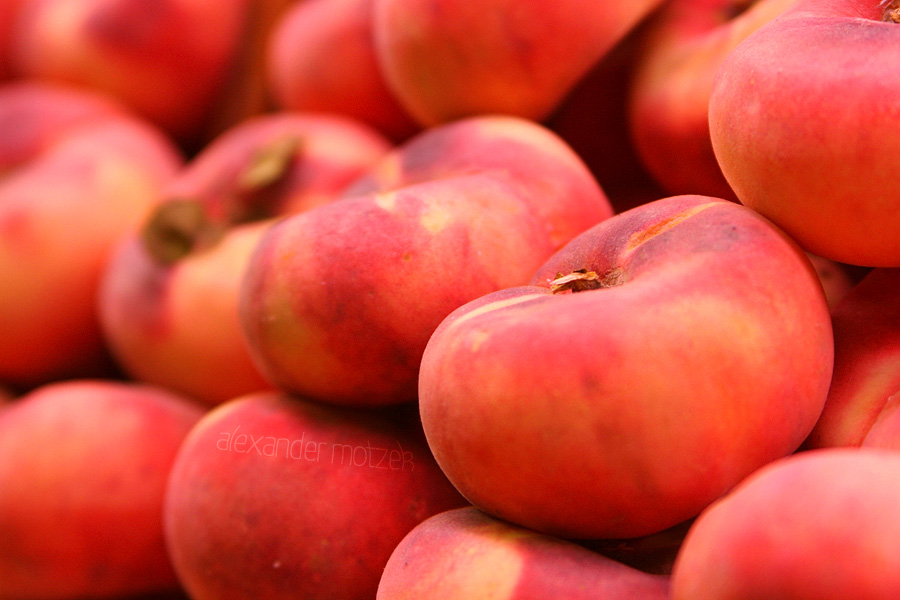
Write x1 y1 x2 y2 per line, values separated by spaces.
372 0 664 126
628 0 798 199
164 391 467 600
9 0 250 142
708 0 900 266
671 448 900 599
267 0 418 141
0 379 205 599
0 81 182 389
418 195 833 539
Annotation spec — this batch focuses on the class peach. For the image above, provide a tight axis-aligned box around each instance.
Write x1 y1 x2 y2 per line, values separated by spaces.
671 448 900 599
628 0 798 200
377 507 671 600
709 0 900 266
372 0 664 126
0 379 204 600
805 267 900 448
164 391 467 600
99 113 392 405
0 81 182 389
9 0 250 143
418 195 833 539
267 0 418 142
239 115 613 406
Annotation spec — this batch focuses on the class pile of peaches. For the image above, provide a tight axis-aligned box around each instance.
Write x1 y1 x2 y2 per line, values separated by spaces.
2 0 900 598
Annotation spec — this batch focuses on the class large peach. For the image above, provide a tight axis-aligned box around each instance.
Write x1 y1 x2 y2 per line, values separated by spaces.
418 195 833 539
0 81 182 389
671 448 900 599
805 267 900 448
99 113 391 405
164 391 467 600
9 0 250 143
709 0 900 266
372 0 664 126
239 115 613 406
628 0 798 199
0 379 204 600
267 0 418 141
377 507 671 600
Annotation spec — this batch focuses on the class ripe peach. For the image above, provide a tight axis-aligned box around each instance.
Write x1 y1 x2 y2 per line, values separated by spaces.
419 195 833 539
0 379 204 599
268 0 418 141
372 0 664 126
671 448 900 599
9 0 250 142
628 0 798 199
99 113 391 405
239 115 613 406
0 81 182 389
377 507 671 600
164 391 467 600
709 0 900 266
